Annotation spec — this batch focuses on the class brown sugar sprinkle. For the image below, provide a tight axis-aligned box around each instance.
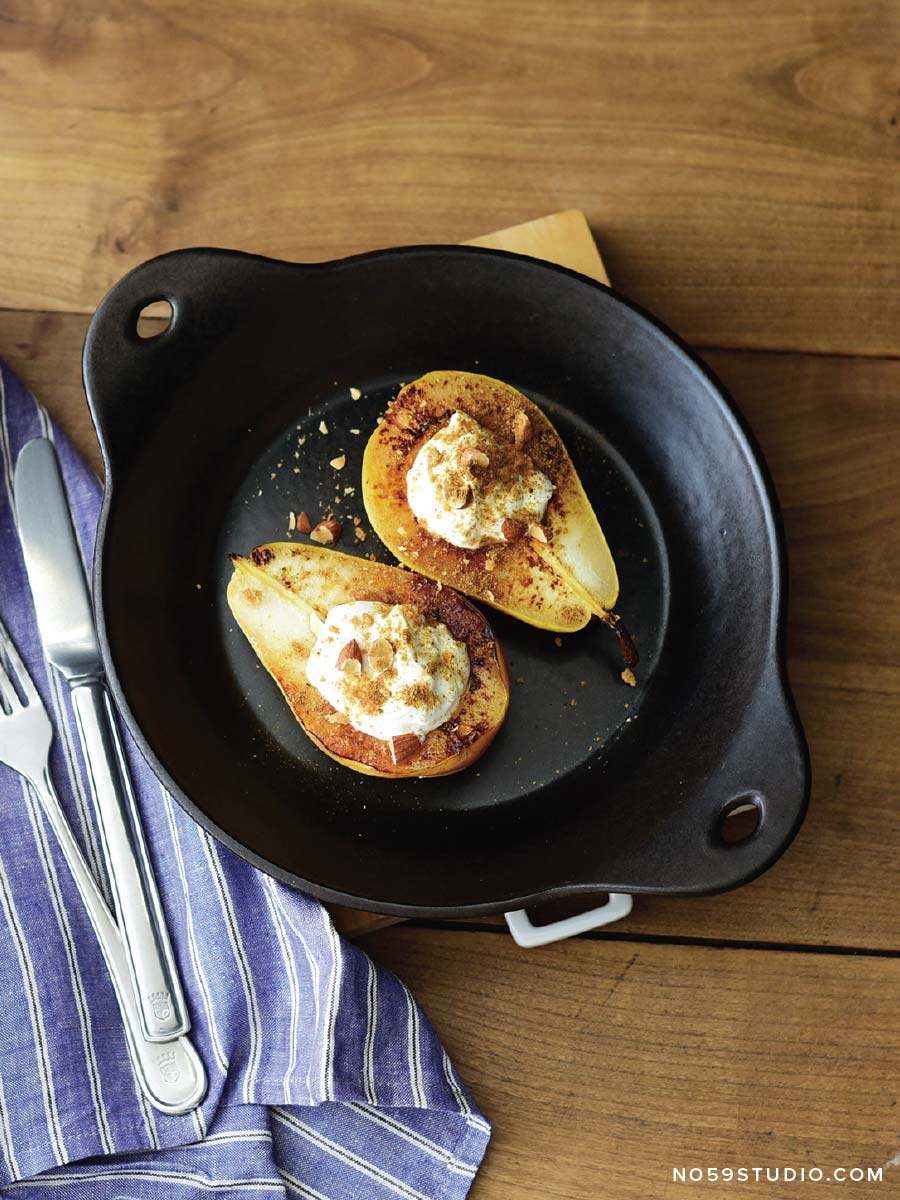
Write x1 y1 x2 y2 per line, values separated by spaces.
396 681 437 709
325 710 351 725
296 511 313 534
502 518 526 543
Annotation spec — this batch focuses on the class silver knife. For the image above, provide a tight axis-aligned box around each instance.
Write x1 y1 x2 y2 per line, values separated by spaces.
14 437 189 1042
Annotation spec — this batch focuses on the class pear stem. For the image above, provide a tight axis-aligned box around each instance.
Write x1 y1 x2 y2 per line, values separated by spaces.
601 611 638 686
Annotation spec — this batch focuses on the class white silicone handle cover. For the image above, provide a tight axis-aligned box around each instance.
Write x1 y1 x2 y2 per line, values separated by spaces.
504 894 633 947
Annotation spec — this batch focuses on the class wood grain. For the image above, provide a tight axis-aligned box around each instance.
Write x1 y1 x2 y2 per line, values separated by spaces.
1 2 899 354
362 926 899 1199
2 310 897 950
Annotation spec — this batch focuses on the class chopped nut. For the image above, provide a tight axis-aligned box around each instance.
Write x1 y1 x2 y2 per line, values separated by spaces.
318 420 329 434
442 476 471 510
326 710 351 725
336 639 363 672
621 667 637 688
368 638 394 674
350 428 361 435
296 511 313 534
457 723 473 738
389 406 416 430
310 519 342 545
309 611 325 637
354 526 368 542
287 512 296 532
485 589 495 603
502 518 526 543
349 386 361 400
484 556 495 572
513 410 532 449
329 454 346 470
528 523 548 543
389 733 421 764
459 447 489 470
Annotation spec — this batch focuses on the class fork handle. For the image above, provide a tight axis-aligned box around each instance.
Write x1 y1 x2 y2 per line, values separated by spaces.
70 679 188 1041
33 765 206 1112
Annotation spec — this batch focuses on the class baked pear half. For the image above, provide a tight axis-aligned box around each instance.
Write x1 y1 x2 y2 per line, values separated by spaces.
362 370 636 677
227 542 509 778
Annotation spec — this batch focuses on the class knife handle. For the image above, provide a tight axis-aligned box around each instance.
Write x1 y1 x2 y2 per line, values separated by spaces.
32 765 206 1113
70 679 189 1041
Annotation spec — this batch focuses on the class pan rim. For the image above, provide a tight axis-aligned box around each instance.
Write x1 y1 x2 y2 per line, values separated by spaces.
84 243 810 913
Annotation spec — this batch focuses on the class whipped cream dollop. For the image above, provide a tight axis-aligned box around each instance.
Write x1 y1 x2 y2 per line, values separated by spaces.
405 410 554 550
306 601 469 740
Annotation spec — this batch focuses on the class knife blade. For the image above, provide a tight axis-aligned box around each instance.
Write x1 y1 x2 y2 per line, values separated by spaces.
14 437 189 1042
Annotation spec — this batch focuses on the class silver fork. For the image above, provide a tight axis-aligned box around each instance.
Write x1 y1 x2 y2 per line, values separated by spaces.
0 617 206 1114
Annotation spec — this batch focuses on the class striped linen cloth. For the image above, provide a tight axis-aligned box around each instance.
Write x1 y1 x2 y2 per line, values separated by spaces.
0 360 490 1198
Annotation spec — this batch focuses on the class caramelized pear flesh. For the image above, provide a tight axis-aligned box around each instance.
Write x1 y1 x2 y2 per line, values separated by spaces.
227 542 509 778
362 370 620 632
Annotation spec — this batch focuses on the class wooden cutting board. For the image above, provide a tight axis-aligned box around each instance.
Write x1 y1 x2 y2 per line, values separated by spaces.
329 209 610 938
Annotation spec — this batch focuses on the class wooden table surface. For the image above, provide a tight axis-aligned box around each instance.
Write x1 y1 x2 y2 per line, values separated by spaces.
1 3 898 1197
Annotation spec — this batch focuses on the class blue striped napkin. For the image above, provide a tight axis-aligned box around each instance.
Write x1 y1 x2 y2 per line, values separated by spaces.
0 360 490 1198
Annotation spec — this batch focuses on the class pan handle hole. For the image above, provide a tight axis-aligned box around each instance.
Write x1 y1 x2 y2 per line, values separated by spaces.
718 795 763 845
135 298 173 340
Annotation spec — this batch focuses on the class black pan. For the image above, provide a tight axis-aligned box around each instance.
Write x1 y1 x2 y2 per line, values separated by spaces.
82 246 809 916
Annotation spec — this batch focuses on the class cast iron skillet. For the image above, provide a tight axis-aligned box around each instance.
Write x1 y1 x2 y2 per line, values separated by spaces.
82 246 809 916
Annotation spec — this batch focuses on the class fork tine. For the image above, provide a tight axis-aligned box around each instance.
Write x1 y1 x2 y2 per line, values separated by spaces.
0 616 38 707
0 650 20 713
